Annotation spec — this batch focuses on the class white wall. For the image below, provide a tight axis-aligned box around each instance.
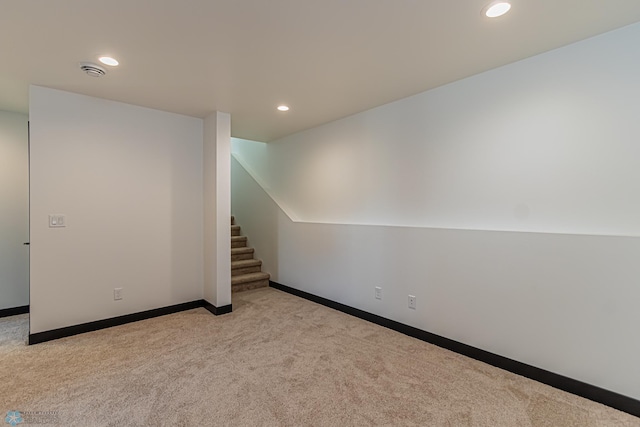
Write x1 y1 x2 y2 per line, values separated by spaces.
29 86 204 333
236 22 640 238
231 22 640 400
203 112 231 308
231 155 279 279
0 111 29 310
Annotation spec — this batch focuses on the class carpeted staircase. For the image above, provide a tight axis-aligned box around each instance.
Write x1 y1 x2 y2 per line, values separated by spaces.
231 216 270 292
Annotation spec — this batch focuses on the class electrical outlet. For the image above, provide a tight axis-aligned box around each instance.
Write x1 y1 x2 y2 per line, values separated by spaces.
408 295 416 310
114 288 123 301
375 287 382 300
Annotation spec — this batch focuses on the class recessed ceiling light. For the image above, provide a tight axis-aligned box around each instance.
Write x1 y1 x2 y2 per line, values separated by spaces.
98 56 119 66
277 105 290 112
484 1 511 18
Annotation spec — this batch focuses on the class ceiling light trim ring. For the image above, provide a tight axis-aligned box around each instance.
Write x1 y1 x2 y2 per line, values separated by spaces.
483 1 511 18
99 56 119 66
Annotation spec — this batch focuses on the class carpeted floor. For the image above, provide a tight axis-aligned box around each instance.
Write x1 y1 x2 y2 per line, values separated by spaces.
0 287 638 426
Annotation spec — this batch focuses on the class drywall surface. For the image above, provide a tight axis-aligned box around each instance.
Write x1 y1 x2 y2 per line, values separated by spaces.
233 22 640 237
232 153 640 400
231 155 279 278
203 112 231 308
29 86 203 333
0 111 29 310
230 23 640 400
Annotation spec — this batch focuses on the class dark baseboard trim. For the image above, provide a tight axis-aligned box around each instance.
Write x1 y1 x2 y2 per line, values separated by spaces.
203 301 233 316
269 280 640 418
0 305 29 318
29 300 207 345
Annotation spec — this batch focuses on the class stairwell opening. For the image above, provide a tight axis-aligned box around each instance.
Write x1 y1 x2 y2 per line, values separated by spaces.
231 216 270 292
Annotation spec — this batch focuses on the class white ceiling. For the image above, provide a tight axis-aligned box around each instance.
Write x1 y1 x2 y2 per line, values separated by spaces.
2 1 640 142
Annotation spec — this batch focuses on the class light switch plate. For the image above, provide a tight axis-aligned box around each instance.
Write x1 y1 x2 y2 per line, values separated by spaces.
49 215 66 228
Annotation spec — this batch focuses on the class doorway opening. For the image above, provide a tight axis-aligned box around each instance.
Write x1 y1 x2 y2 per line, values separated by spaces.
0 111 30 346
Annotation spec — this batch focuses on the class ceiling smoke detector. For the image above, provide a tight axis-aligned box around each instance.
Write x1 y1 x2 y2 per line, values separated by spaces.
79 62 107 77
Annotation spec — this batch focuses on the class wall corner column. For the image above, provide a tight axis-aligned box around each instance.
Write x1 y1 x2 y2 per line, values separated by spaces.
203 111 232 314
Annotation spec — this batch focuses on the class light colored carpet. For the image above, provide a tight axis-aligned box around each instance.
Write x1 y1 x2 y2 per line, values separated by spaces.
0 288 638 426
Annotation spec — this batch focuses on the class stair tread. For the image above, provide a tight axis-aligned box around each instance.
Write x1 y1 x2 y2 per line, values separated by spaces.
231 247 254 253
231 235 247 241
231 225 241 230
231 259 262 269
231 272 270 285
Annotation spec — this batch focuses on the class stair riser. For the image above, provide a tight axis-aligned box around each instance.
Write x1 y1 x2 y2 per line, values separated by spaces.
231 271 269 286
231 266 262 276
232 279 269 293
231 252 254 261
230 219 270 292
